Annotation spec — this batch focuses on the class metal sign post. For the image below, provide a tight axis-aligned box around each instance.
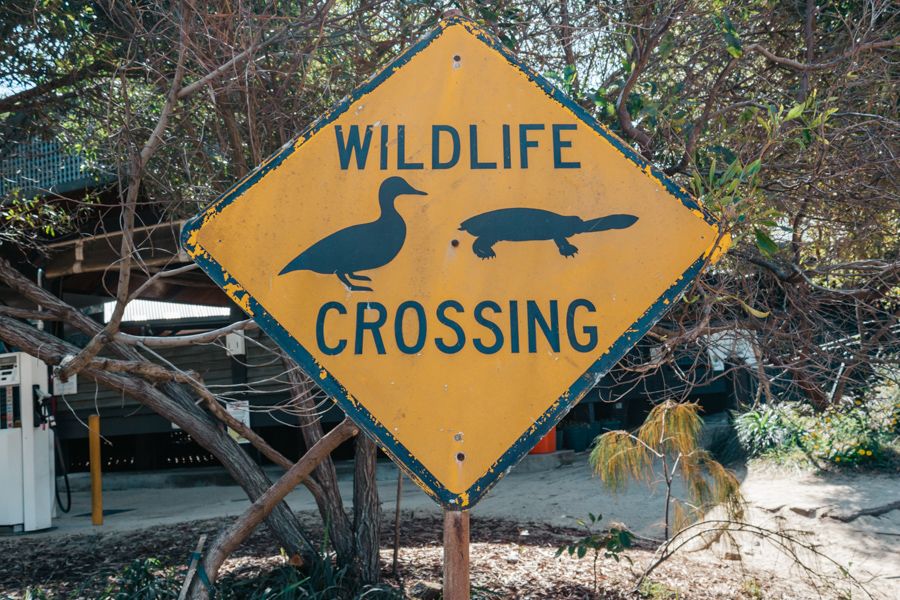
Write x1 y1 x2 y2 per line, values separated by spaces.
183 12 728 591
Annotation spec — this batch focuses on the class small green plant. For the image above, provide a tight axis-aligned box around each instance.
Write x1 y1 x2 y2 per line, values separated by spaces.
101 558 178 599
218 565 315 599
638 579 679 599
83 552 401 600
555 512 633 594
741 577 764 599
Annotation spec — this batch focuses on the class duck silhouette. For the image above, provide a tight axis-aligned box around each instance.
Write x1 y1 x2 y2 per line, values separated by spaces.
279 176 427 291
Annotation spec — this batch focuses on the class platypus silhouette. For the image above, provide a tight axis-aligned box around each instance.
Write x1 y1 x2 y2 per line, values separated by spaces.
459 208 638 259
279 176 427 291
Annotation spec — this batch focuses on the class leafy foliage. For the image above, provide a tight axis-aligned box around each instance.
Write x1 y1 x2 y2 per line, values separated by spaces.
734 382 900 468
733 404 804 456
101 558 178 600
10 556 403 600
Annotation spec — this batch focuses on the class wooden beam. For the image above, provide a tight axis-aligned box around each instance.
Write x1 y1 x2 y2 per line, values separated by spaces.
443 510 470 600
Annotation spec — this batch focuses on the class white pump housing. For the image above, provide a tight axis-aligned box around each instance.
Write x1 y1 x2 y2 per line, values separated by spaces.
0 352 54 532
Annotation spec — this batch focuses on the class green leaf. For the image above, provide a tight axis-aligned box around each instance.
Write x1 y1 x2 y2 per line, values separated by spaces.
722 159 742 182
691 171 704 195
714 13 743 57
785 104 804 121
745 158 761 178
577 545 588 559
754 229 779 257
726 43 743 59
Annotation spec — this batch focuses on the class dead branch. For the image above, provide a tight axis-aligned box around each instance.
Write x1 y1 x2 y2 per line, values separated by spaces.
746 37 898 72
115 319 259 348
56 27 189 382
193 417 359 599
615 1 684 154
635 519 874 599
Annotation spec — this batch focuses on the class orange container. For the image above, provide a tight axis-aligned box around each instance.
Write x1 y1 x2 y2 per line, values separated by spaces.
529 427 556 454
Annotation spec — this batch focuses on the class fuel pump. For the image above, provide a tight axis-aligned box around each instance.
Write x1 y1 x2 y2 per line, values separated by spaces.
0 352 54 532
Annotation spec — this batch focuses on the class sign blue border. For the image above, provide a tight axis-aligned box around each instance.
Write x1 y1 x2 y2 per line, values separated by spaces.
182 15 724 509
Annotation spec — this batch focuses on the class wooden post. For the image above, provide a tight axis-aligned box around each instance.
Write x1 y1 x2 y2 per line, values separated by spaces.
178 534 207 600
88 414 103 526
392 470 403 575
443 509 470 600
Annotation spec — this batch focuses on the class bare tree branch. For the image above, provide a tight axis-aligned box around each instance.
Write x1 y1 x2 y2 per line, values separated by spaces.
746 37 898 72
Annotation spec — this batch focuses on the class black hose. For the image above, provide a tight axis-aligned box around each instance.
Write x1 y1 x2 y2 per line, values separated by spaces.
54 434 71 513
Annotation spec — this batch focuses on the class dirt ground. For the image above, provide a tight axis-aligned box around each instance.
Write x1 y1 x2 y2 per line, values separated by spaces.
1 459 897 599
0 513 821 599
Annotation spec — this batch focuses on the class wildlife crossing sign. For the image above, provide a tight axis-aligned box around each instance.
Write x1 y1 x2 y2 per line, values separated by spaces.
182 15 728 509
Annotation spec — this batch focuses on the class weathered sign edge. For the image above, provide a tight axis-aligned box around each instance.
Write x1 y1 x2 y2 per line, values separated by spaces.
181 14 728 509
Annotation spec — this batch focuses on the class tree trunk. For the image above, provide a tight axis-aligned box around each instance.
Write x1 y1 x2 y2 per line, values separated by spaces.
353 434 382 584
284 361 356 565
190 418 359 599
0 313 312 559
285 355 384 584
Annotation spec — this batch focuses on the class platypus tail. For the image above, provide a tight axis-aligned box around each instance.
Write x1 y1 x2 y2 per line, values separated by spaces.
581 214 638 233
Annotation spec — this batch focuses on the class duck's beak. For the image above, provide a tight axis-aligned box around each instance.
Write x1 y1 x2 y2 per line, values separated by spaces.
407 186 428 196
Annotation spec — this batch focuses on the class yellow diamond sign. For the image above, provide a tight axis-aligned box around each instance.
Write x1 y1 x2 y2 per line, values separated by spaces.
182 15 727 509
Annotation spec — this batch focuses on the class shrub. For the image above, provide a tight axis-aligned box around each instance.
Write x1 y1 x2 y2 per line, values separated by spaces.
734 386 900 468
733 404 805 456
801 398 896 466
213 560 401 600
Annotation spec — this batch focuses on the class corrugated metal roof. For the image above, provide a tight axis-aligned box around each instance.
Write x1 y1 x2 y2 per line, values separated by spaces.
103 300 231 323
0 139 111 197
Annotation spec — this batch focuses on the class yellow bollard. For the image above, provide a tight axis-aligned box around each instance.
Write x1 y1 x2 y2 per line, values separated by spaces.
88 414 103 526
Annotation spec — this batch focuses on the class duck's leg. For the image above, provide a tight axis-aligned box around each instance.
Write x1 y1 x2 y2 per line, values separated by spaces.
554 237 578 257
472 237 497 259
337 272 373 292
347 272 371 281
